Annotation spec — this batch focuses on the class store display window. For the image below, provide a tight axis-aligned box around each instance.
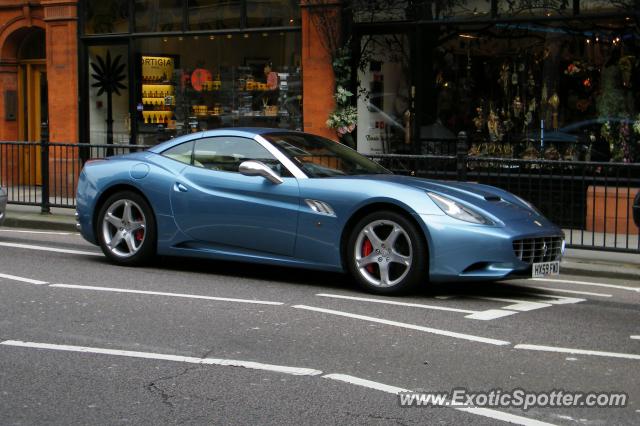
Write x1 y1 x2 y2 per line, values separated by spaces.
88 45 131 145
356 34 412 154
423 19 639 162
134 33 302 145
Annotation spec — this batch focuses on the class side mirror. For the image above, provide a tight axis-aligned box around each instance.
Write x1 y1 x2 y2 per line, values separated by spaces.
239 160 284 185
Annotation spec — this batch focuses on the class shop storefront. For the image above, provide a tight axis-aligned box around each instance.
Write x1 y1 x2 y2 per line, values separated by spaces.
352 1 640 163
80 0 303 146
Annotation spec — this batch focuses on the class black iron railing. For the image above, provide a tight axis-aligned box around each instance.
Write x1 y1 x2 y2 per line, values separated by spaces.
0 140 150 211
1 137 639 252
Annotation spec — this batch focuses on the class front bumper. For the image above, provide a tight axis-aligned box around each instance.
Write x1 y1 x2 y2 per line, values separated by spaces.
417 213 564 283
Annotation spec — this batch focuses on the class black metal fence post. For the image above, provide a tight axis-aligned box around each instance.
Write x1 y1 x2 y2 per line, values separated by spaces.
40 121 50 214
456 131 468 182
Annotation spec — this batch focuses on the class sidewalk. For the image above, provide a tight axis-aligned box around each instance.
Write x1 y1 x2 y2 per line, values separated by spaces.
3 204 640 282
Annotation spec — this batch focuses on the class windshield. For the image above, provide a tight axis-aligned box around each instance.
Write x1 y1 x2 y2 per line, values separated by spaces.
262 132 391 178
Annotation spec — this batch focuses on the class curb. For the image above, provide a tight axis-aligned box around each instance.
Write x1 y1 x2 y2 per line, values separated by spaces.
560 261 640 283
3 216 77 233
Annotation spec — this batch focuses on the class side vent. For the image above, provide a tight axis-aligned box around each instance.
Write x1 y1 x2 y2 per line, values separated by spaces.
305 199 335 216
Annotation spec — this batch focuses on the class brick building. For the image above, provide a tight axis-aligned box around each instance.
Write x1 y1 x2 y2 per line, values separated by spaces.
0 0 78 143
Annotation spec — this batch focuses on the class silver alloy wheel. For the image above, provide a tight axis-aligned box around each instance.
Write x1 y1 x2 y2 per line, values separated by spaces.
101 199 147 258
354 219 413 287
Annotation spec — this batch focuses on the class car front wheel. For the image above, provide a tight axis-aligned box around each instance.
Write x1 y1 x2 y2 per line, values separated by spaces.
346 211 428 294
97 191 156 265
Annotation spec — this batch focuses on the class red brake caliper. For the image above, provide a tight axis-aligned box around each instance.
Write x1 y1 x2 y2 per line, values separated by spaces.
133 212 144 242
362 239 375 274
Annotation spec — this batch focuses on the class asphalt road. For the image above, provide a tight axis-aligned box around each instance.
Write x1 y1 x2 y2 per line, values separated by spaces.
0 228 638 425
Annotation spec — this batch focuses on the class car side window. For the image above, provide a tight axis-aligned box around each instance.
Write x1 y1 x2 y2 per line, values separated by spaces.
192 136 291 176
161 141 194 165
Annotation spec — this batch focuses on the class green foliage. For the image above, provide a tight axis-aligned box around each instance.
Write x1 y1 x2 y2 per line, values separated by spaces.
327 42 357 134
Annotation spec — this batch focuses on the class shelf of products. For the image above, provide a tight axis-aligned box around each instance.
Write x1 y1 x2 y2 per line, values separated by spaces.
137 56 302 144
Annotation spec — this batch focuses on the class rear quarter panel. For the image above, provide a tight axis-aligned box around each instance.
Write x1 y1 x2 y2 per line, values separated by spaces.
76 153 187 245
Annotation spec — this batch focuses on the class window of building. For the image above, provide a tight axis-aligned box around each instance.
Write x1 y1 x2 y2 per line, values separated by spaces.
84 0 130 34
134 33 302 145
135 0 184 32
423 19 639 162
87 45 131 145
246 0 300 27
188 0 242 30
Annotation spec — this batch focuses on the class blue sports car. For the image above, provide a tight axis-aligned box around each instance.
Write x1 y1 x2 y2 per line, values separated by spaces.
76 129 564 294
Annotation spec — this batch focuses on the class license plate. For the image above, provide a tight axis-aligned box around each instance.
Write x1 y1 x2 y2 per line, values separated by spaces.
532 261 560 278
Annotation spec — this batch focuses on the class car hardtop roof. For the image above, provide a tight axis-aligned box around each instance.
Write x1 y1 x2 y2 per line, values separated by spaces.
147 128 303 153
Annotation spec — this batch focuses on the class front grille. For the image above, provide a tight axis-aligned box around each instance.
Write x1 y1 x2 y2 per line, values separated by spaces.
513 236 563 264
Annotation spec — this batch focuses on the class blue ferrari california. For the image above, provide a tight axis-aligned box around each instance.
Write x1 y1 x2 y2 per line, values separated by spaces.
76 129 564 294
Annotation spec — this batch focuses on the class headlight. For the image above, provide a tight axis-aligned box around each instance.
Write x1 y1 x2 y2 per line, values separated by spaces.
427 192 493 225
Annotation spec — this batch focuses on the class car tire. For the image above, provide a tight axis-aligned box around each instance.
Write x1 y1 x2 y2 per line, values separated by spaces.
96 191 156 265
346 210 428 294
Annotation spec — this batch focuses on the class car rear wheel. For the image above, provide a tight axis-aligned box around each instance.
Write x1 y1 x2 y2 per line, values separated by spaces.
97 191 156 265
346 211 428 294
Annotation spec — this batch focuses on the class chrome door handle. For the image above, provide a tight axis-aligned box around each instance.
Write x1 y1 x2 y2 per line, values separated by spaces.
174 183 188 192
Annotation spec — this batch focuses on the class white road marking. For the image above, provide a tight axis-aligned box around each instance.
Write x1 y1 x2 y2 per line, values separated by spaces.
514 344 640 360
0 242 101 257
471 297 552 312
292 305 510 346
464 309 518 320
50 284 284 305
631 336 640 340
516 294 585 305
315 293 517 321
0 340 322 376
0 273 48 285
316 293 476 314
0 229 78 236
323 373 408 394
323 374 556 426
531 278 640 293
513 285 612 298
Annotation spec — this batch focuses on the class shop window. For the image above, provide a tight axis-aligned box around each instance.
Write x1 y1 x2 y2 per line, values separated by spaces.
188 0 242 30
135 0 184 32
356 34 412 154
88 45 131 145
134 33 302 145
424 20 640 162
83 0 130 34
246 0 300 27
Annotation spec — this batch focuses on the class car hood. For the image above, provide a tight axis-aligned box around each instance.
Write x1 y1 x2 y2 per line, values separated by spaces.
348 174 541 222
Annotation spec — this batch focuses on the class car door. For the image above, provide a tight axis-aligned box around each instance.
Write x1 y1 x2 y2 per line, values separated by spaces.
169 136 300 256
